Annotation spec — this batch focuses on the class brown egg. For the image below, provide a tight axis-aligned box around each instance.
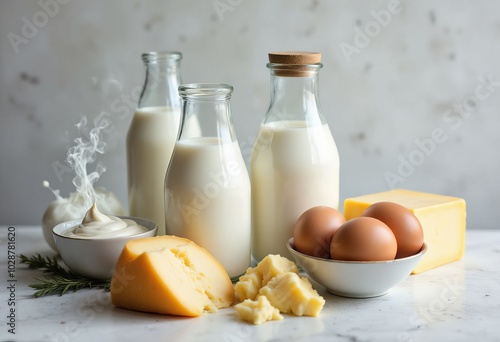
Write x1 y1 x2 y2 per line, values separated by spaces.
293 206 346 259
330 217 397 261
362 202 424 258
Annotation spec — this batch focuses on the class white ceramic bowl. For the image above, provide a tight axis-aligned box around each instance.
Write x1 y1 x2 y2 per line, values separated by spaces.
52 217 157 279
287 238 427 298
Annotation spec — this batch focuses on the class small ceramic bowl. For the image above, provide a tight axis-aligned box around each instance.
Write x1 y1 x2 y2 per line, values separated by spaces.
52 217 157 279
287 238 427 298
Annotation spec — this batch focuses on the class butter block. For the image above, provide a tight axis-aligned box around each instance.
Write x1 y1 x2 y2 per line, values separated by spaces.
234 296 283 325
343 189 466 274
235 254 298 301
259 272 325 317
110 235 235 316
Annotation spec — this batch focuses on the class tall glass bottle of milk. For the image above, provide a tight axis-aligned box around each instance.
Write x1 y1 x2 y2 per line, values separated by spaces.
251 52 340 262
127 51 182 236
165 84 251 280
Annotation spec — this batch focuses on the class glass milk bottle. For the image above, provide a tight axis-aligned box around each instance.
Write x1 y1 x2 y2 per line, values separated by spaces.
127 51 182 235
251 52 340 262
165 84 251 280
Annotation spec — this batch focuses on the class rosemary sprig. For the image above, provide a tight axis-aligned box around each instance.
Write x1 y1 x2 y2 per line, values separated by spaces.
19 254 110 297
19 254 72 276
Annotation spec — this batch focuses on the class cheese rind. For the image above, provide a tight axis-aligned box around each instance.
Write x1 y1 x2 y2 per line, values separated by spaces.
343 189 466 274
259 272 325 317
235 254 298 301
234 296 283 325
110 235 235 316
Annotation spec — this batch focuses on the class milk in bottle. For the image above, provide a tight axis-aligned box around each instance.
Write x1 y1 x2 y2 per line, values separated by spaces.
165 84 251 280
127 52 182 235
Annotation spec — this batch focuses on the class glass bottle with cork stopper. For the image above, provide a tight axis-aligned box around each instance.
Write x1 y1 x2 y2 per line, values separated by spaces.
251 51 340 262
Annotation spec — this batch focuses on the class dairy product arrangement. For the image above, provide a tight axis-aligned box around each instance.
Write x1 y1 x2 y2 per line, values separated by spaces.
31 51 467 331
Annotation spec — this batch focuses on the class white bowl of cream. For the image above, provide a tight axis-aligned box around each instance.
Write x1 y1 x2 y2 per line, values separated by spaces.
42 184 125 251
52 204 157 279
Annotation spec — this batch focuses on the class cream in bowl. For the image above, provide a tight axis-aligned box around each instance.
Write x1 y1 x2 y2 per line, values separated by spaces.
52 203 157 279
287 238 427 298
62 203 148 239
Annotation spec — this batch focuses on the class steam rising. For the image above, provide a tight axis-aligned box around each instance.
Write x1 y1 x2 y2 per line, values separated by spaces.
44 113 111 210
68 114 109 209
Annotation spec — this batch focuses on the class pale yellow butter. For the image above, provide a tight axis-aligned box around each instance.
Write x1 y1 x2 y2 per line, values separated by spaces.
235 254 298 301
234 296 283 325
234 255 325 324
259 272 325 317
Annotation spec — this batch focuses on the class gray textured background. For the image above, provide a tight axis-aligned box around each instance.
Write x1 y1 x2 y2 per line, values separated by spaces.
1 0 499 229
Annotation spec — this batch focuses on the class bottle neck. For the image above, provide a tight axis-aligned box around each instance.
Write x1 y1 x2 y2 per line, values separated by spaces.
138 53 181 109
265 65 326 126
178 84 236 142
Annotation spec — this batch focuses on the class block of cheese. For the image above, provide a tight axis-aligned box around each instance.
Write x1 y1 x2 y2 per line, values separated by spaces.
343 189 466 274
259 272 325 317
234 296 283 325
110 235 235 316
235 254 298 301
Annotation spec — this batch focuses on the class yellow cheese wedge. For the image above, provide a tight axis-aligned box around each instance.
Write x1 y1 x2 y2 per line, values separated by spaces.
234 296 283 325
110 235 235 316
235 254 298 301
343 189 466 274
259 272 325 317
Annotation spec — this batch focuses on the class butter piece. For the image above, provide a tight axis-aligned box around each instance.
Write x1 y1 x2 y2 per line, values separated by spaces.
343 189 466 274
110 235 235 316
235 255 324 321
235 254 298 301
259 272 325 317
235 270 261 302
234 296 283 325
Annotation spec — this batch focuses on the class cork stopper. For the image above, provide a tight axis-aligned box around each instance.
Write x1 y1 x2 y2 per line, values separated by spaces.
268 51 321 64
268 51 322 77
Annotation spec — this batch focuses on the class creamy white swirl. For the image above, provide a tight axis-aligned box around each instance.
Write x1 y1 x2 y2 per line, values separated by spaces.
63 202 148 239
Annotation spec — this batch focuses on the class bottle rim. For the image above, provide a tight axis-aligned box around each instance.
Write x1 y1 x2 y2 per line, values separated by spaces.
178 83 233 100
267 63 322 77
142 51 182 63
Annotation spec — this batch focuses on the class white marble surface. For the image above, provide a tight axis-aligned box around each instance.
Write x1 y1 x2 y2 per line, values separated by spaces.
0 226 498 342
1 1 500 231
